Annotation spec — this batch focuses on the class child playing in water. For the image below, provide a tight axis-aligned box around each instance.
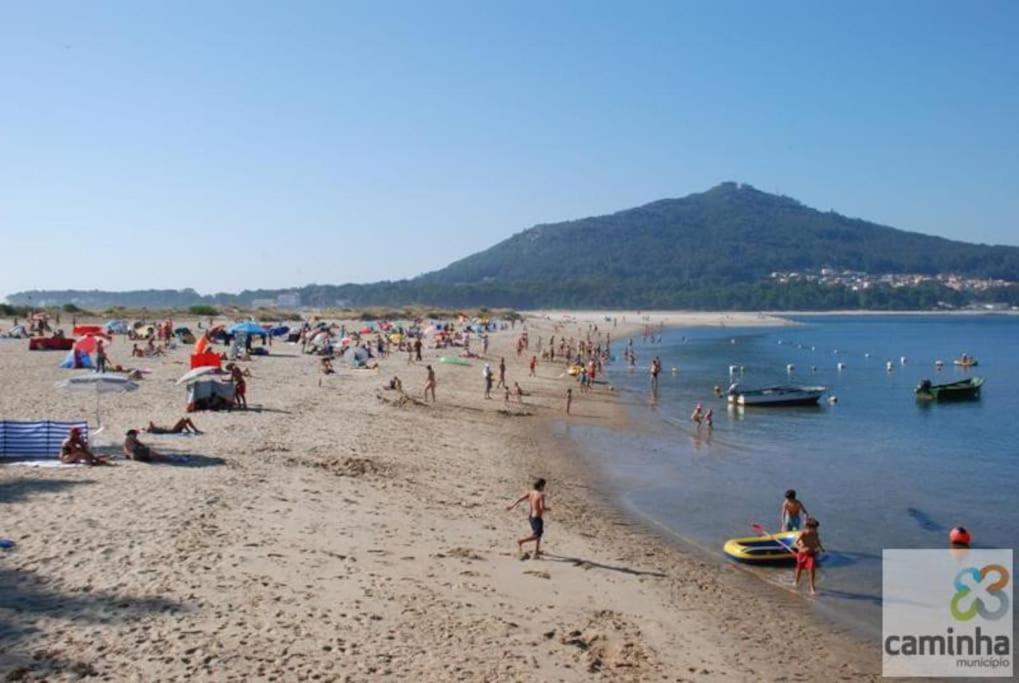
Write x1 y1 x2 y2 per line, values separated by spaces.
781 489 809 531
794 517 825 595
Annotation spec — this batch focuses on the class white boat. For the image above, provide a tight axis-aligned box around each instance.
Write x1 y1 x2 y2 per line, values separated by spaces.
727 384 827 406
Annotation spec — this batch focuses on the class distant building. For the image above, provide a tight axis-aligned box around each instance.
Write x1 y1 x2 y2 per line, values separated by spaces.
251 298 276 308
276 293 301 308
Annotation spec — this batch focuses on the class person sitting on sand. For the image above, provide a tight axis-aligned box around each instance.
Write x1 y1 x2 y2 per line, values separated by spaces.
144 418 202 434
321 357 335 374
123 430 178 463
781 489 809 531
131 343 144 358
60 427 112 466
385 376 403 392
794 518 825 595
507 478 549 559
513 381 524 403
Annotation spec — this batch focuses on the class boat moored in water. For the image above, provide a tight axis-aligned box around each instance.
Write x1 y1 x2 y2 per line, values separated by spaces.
727 383 827 406
915 376 984 401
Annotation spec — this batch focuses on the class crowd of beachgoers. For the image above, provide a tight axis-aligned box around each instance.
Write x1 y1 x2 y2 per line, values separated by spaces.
0 309 879 681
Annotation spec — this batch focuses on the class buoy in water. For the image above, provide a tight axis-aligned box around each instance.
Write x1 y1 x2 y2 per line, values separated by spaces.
864 352 871 358
886 361 894 372
671 367 677 373
901 355 908 365
786 364 795 373
837 362 846 371
949 527 972 547
828 395 838 404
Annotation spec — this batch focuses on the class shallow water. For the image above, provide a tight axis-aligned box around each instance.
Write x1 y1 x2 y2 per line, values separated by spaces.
567 314 1019 636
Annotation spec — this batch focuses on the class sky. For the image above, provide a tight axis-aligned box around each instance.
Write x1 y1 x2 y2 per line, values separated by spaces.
1 1 1017 297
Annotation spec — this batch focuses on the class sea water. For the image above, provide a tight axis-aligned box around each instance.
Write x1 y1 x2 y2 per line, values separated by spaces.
561 314 1019 636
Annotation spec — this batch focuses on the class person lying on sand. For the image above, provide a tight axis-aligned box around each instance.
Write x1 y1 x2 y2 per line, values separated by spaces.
144 418 202 434
123 430 180 463
60 427 112 466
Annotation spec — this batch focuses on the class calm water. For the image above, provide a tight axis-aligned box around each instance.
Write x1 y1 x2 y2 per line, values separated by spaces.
563 314 1019 635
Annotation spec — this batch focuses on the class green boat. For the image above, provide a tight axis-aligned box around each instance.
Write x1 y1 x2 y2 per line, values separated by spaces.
915 377 984 401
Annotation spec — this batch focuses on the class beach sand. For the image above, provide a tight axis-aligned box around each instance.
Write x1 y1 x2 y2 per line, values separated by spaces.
0 312 879 681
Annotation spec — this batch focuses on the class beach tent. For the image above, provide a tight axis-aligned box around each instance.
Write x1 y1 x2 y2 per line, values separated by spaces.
343 346 370 368
186 378 234 411
269 325 290 337
105 320 129 334
58 349 94 369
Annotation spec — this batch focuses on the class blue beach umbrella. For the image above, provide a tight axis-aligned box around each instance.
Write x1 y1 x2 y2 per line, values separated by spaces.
227 321 268 336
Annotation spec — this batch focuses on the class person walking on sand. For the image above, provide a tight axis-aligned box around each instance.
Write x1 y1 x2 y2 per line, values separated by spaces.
483 363 494 399
496 357 507 389
794 518 825 595
565 387 573 415
507 478 549 559
424 364 437 403
529 355 537 377
95 339 108 374
781 489 810 531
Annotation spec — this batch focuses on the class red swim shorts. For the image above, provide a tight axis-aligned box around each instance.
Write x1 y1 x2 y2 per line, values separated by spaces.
796 550 816 570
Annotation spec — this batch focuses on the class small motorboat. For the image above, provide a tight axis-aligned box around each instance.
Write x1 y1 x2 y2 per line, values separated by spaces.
954 356 979 367
727 383 827 406
723 531 801 564
915 377 984 401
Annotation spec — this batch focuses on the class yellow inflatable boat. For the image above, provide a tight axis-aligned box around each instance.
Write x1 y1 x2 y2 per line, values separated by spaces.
723 531 800 564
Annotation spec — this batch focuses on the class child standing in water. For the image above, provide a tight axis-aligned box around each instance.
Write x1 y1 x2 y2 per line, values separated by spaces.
781 489 809 531
794 518 825 595
507 478 549 559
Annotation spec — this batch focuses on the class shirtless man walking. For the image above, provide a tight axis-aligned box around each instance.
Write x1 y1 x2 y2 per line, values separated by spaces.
507 478 549 558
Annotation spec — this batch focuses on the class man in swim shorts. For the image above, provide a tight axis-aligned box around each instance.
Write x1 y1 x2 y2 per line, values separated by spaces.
507 478 549 558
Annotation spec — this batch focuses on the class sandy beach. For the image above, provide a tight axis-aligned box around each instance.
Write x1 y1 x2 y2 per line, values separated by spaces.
0 311 880 681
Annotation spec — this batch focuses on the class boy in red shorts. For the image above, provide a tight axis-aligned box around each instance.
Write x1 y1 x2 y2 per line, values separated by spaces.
794 517 825 595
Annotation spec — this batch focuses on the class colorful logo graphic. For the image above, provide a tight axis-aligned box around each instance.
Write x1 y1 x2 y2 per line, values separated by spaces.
951 564 1011 621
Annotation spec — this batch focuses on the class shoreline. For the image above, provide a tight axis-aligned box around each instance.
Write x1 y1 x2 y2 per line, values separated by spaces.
0 312 880 680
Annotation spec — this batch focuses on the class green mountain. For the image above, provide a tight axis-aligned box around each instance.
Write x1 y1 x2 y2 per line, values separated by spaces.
421 182 1019 286
8 183 1019 310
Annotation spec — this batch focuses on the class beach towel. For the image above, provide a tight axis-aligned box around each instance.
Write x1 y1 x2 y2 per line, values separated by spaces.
3 460 83 468
0 420 89 459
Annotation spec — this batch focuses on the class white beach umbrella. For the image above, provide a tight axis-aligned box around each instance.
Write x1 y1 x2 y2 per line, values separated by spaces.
55 373 139 433
176 366 222 385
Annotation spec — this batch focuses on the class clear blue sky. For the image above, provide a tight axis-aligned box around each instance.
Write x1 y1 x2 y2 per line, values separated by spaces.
2 1 1017 297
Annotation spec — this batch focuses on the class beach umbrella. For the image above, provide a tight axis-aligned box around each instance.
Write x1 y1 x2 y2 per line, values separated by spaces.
176 366 223 385
269 325 290 337
228 321 267 336
74 333 112 355
55 373 139 433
